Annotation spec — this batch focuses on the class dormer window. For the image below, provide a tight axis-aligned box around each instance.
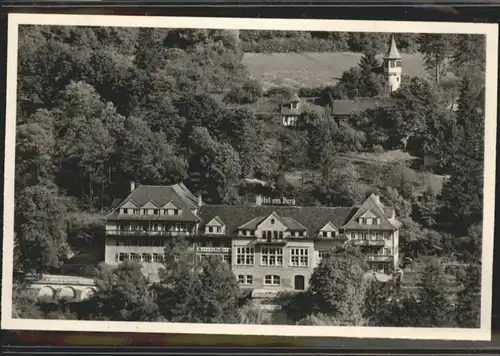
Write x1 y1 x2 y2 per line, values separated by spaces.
153 209 159 215
122 208 128 214
291 102 298 109
205 216 225 235
319 222 338 238
134 209 140 215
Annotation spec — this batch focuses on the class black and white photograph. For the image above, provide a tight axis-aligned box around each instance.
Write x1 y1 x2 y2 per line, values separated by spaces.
2 14 497 340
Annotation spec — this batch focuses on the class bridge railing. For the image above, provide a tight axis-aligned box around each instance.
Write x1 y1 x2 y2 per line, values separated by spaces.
35 274 95 286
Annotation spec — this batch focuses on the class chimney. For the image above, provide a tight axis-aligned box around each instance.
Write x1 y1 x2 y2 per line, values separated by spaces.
198 194 203 207
255 195 262 206
130 181 136 193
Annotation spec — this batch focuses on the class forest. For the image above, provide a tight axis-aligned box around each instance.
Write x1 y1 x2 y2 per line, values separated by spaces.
12 25 485 327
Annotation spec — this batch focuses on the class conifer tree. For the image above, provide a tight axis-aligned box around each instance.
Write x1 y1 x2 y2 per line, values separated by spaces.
418 34 453 85
416 261 456 327
455 264 481 328
452 34 486 74
439 75 484 231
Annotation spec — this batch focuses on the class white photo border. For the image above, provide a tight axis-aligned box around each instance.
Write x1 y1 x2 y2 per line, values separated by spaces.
2 13 497 341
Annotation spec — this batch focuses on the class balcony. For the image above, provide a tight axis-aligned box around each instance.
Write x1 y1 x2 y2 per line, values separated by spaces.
106 230 193 237
316 234 349 241
254 238 287 246
350 239 385 247
367 255 393 262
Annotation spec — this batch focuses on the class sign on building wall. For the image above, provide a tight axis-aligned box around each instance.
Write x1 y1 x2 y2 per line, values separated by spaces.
258 196 296 206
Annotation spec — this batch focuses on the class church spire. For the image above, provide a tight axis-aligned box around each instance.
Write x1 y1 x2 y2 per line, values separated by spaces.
384 35 401 60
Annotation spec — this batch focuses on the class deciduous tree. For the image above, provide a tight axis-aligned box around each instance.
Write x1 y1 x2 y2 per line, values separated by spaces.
89 261 162 321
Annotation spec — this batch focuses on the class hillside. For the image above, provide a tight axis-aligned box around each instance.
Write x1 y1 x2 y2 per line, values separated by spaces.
242 52 428 91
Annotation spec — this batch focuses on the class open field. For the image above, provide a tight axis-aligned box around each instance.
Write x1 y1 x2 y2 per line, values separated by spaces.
242 52 429 91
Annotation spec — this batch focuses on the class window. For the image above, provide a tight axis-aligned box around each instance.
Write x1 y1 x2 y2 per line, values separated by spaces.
174 209 179 215
261 248 283 266
264 275 280 285
208 226 213 233
383 232 389 239
123 208 128 214
238 275 253 285
119 253 128 262
152 253 161 262
153 209 159 215
134 209 140 215
142 253 152 263
130 253 140 262
236 247 254 266
322 231 328 238
270 218 275 224
290 248 309 267
216 227 222 233
384 248 392 255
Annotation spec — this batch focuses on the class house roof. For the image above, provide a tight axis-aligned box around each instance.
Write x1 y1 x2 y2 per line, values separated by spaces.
282 217 308 231
384 35 402 60
288 93 301 103
105 184 200 222
331 98 396 117
342 194 400 231
199 205 358 236
281 98 325 117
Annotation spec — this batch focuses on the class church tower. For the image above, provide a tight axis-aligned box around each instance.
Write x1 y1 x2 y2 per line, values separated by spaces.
383 35 402 92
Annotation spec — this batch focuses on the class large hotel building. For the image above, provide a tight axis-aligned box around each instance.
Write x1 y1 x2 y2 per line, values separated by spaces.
104 183 401 294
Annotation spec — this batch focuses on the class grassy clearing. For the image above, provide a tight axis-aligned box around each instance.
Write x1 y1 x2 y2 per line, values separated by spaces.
242 52 429 91
283 150 446 196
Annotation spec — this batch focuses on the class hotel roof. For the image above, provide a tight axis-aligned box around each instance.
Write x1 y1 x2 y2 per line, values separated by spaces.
105 183 200 222
199 205 358 235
